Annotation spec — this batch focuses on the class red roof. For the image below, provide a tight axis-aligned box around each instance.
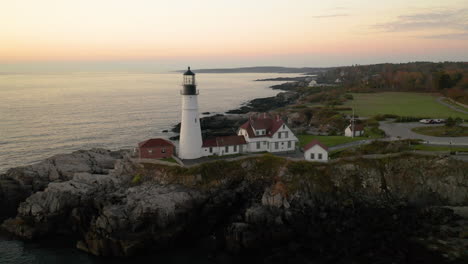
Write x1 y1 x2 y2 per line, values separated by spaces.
202 135 247 147
238 113 284 138
304 139 328 151
348 123 364 132
138 138 174 148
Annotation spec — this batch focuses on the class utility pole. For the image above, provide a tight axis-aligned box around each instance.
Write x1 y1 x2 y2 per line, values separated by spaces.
351 106 355 138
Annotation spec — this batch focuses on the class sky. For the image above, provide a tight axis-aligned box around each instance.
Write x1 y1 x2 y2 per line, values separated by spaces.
1 0 468 72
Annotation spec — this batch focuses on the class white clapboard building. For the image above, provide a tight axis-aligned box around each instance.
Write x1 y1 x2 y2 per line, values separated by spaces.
201 135 247 156
304 139 329 162
237 113 298 153
344 123 365 137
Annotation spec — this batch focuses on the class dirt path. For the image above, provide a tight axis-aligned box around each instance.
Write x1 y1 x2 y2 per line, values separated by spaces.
436 97 468 114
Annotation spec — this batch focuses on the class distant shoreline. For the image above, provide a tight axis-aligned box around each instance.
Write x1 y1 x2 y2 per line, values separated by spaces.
173 66 329 74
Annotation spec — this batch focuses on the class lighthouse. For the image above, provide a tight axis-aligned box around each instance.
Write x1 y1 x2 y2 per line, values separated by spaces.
178 67 203 159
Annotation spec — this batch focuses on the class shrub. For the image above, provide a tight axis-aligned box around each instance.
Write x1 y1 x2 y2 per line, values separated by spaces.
395 116 428 122
446 117 455 127
383 114 399 119
132 173 142 184
373 114 386 121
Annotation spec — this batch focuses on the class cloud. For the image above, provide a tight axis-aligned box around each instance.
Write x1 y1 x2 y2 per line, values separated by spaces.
373 8 468 39
421 32 468 39
311 13 349 18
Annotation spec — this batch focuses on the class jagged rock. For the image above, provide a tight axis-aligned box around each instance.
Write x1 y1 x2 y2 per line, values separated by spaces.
77 184 206 256
0 149 127 220
2 172 119 239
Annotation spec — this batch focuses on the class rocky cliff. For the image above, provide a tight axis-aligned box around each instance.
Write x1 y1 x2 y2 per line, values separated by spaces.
0 149 127 219
1 151 467 263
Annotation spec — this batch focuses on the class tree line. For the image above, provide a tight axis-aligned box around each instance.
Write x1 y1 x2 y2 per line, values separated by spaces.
317 62 468 104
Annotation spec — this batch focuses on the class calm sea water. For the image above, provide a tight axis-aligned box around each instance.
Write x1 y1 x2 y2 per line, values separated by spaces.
0 72 295 173
0 235 236 264
0 72 294 263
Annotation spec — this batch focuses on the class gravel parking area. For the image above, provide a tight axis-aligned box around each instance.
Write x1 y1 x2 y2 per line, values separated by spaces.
379 122 468 145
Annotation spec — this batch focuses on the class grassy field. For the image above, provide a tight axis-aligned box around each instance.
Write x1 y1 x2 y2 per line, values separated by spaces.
411 126 468 137
342 92 468 119
298 135 367 147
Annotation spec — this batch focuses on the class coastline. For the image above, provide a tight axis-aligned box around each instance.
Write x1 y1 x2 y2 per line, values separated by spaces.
169 78 308 140
0 72 291 174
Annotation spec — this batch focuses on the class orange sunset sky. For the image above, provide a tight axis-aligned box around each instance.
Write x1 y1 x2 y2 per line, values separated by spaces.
1 0 467 71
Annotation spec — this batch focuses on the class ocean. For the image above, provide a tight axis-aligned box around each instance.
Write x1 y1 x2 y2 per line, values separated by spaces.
0 71 294 263
0 72 294 173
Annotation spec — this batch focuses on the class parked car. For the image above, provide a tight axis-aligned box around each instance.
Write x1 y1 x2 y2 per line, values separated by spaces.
433 119 446 124
419 119 431 124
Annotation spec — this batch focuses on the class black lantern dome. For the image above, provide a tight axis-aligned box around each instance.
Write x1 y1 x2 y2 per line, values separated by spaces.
183 66 195 76
181 66 197 95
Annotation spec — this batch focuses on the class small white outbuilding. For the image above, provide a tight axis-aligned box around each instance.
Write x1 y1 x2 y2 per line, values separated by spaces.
344 123 365 137
304 139 329 162
308 80 318 87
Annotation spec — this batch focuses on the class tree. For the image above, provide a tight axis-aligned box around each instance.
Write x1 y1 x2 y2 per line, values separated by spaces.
438 73 452 89
446 117 455 127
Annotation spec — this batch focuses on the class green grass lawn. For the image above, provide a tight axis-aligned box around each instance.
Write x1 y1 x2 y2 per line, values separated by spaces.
342 92 468 119
161 157 178 163
298 135 367 147
411 126 468 137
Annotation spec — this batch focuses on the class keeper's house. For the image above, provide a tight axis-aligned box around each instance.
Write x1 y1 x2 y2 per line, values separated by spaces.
137 138 175 159
201 135 247 156
237 113 298 153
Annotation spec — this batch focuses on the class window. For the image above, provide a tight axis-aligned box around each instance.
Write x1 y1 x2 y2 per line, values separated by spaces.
285 132 288 138
278 132 282 139
288 141 291 148
275 142 279 149
234 145 237 152
318 153 323 160
209 147 213 153
282 124 285 129
225 146 229 153
310 153 315 159
263 141 267 145
161 148 166 153
195 118 197 123
256 142 261 149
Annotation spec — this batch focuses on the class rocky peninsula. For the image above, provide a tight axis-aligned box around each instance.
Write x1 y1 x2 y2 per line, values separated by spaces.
1 149 467 263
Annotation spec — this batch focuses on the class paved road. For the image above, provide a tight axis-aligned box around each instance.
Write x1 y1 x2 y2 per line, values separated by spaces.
379 121 468 145
437 97 468 114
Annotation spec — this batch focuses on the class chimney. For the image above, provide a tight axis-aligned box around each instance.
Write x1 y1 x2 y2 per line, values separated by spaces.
276 115 280 121
263 112 267 118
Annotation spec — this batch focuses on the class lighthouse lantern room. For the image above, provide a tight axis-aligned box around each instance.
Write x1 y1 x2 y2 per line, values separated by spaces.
178 67 203 159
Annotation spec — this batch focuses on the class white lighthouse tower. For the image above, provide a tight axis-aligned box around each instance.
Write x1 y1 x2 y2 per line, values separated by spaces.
178 67 203 159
